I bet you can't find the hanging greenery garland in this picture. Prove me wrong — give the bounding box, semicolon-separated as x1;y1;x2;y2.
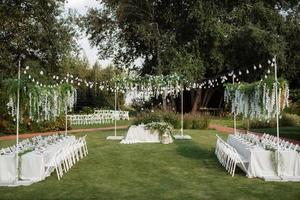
112;73;188;98
224;78;289;120
5;79;76;122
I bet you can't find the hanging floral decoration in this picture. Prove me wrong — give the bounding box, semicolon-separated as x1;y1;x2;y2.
112;73;188;98
224;78;289;120
5;79;76;122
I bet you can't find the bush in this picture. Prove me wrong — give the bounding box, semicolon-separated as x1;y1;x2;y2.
0;115;70;135
183;119;193;129
133;111;179;128
192;118;210;129
244;113;300;129
280;113;300;126
133;111;210;130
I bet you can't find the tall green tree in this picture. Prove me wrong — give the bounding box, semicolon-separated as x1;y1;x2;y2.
82;0;300;112
0;0;77;76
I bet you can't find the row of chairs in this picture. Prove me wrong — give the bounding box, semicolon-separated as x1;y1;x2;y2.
68;110;129;125
215;135;249;177
94;110;129;120
46;135;88;180
261;133;299;151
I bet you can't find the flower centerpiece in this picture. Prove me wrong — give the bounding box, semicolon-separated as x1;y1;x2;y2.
145;122;173;144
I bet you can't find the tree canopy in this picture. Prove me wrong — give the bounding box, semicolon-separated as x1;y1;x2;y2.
82;0;300;86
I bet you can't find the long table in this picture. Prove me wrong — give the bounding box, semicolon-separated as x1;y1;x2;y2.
20;136;76;181
227;134;300;179
0;154;16;184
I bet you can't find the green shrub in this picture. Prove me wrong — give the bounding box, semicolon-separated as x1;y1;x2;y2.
244;113;300;129
133;111;210;130
133;111;179;127
192;118;210;129
280;113;300;126
183;119;193;129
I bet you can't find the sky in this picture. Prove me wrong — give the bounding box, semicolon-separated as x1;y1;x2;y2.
65;0;113;67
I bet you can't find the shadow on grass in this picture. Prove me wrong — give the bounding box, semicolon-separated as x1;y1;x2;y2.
174;140;213;160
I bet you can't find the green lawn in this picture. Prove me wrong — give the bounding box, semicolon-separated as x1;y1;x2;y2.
251;126;300;141
0;129;299;200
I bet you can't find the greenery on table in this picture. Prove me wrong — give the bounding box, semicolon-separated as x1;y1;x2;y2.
145;122;173;137
0;130;299;200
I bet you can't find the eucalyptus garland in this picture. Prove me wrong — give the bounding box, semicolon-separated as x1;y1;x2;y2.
5;79;76;122
224;78;289;120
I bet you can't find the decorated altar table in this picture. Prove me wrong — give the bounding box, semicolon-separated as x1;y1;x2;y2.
120;124;173;144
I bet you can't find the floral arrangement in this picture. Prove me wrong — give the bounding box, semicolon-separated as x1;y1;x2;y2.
145;122;173;137
224;78;289;120
5;79;76;122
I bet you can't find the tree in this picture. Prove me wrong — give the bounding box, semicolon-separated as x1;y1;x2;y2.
0;0;77;76
82;0;300;112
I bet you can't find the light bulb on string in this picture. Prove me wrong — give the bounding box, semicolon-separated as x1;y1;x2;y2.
259;64;262;69
267;69;271;74
28;75;31;79
24;70;27;74
268;60;271;64
246;69;249;74
254;65;257;70
239;71;242;75
40;71;44;75
265;75;268;79
25;66;29;70
272;57;276;62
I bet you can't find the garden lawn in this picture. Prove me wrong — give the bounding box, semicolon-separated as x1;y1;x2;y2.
0;129;299;200
251;126;300;141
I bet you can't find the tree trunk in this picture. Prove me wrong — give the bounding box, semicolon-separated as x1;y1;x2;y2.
191;89;202;114
203;89;216;107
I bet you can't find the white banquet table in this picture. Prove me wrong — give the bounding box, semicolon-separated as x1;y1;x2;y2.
20;136;76;181
0;154;16;184
227;134;300;179
120;125;160;144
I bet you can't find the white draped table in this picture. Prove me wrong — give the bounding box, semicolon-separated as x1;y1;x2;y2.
121;125;160;144
20;136;76;181
227;134;300;180
0;154;16;184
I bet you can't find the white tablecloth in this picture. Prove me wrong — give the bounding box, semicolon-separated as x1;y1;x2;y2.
0;154;16;184
20;136;76;181
227;134;300;179
121;125;160;144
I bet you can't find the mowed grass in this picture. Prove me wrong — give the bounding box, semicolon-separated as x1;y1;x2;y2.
0;129;300;200
251;126;300;141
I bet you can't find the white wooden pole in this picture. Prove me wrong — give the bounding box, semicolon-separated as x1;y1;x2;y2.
114;83;117;137
181;85;184;136
65;106;68;136
232;75;236;134
15;59;21;182
274;55;280;175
